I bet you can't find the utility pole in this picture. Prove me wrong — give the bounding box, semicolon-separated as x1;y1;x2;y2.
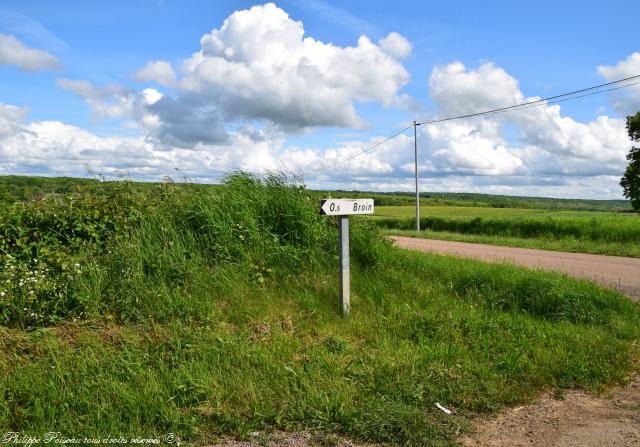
413;120;420;232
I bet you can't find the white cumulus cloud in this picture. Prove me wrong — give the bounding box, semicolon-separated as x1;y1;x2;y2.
429;61;522;116
167;3;410;129
134;60;176;87
0;103;28;137
379;32;412;59
62;3;413;150
65;3;413;149
56;79;137;119
0;101;287;180
597;52;640;115
0;33;59;71
427;61;632;178
422;121;525;176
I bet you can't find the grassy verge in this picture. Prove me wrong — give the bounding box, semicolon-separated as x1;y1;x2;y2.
1;174;639;446
385;229;640;258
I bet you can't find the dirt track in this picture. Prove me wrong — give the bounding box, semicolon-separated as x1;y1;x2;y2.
390;236;640;300
459;375;640;447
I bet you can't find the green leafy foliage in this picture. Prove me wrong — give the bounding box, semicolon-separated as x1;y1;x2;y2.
0;172;383;325
0;182;153;327
621;112;640;210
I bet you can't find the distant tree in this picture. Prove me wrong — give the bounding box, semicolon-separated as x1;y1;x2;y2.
621;112;640;210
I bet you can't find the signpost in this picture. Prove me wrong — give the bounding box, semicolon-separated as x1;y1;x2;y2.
320;198;374;316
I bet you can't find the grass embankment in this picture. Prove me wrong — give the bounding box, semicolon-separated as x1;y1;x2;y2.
374;206;640;258
1;175;639;445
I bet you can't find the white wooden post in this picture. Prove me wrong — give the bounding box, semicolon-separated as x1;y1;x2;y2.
339;216;350;317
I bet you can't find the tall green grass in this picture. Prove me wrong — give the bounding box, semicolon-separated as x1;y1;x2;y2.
80;172;343;323
1;173;639;445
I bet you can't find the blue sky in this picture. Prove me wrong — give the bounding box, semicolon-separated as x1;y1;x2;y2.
0;0;639;198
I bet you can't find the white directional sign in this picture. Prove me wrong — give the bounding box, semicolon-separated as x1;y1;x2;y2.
319;198;374;317
319;198;374;216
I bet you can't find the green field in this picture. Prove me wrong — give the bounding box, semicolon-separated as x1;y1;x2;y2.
372;205;622;219
1;175;632;212
373;205;640;257
317;190;632;212
1;175;639;445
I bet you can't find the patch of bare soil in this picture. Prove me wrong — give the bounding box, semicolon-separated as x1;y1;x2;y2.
206;379;640;447
460;375;640;447
209;431;375;447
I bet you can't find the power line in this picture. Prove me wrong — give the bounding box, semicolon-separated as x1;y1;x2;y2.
307;123;414;173
416;74;640;125
414;81;640;125
310;74;640;174
485;81;640;115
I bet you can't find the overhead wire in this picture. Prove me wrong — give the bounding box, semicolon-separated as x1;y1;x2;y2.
306;123;414;173
309;74;640;174
439;80;640;120
416;74;640;126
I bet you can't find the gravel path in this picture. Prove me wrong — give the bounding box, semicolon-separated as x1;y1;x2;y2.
459;375;640;447
390;236;640;300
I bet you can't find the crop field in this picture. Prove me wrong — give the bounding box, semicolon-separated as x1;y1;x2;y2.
311;189;632;212
0;176;639;445
372;205;623;219
373;205;640;257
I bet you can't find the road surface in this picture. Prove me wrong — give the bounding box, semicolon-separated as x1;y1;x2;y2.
390;236;640;301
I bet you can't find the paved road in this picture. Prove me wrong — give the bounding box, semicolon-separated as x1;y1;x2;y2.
390;236;640;301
